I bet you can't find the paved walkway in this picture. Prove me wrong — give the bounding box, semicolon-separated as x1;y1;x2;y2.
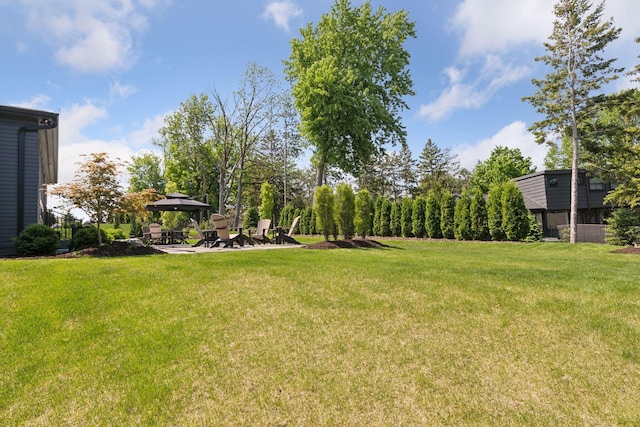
153;242;304;255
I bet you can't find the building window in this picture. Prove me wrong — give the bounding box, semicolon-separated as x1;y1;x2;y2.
589;178;605;191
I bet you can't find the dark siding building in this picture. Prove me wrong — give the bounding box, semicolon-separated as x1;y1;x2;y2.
514;169;612;238
0;106;59;256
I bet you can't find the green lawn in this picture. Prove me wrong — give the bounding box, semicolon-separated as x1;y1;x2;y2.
1;240;639;425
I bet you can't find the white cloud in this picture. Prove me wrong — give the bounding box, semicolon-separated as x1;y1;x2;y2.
418;55;529;122
262;1;302;33
450;0;555;57
127;112;170;147
109;81;137;101
453;121;547;171
14;94;51;110
19;0;156;72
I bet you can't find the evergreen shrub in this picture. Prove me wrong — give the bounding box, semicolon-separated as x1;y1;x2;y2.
13;223;60;256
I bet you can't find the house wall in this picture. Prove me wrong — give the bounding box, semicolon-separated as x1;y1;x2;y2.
542;171;590;210
514;172;548;209
0;115;42;256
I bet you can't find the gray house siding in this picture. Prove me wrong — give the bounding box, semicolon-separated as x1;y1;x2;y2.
514;170;613;239
0;106;58;256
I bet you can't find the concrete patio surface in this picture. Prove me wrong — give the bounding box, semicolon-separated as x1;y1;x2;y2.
153;243;305;254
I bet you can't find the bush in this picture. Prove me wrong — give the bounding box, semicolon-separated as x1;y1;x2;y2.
412;196;427;238
470;192;489;240
379;197;392;237
487;184;505;241
454;192;472;240
606;208;640;246
426;191;442;238
501;181;530;241
355;189;374;239
244;206;259;230
70;226;111;251
13;224;60;256
106;228;127;240
525;214;544;242
390;201;402;237
401;197;414;237
335;183;355;239
440;192;455;239
314;185;335;241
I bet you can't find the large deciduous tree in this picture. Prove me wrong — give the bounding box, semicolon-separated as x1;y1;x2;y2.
284;0;416;186
127;152;165;193
469;146;536;194
51;153;125;246
523;0;621;243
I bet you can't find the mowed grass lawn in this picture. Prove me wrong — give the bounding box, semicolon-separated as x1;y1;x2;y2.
1;240;639;426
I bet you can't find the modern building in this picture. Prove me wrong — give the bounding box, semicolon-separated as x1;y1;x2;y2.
0;105;59;256
514;169;613;240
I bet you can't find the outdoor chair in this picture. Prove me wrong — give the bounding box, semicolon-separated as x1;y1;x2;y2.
142;225;151;241
210;214;251;248
250;219;272;244
190;218;209;247
148;223;163;244
278;215;301;244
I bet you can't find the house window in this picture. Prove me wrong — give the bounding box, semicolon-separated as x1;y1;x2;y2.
589;178;605;191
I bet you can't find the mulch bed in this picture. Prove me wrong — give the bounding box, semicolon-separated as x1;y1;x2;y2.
304;239;389;250
611;246;640;254
55;241;166;258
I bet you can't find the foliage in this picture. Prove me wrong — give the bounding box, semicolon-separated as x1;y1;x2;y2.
243;206;259;230
417;139;460;193
454;192;472;241
501;181;530;241
440;191;455;239
411;196;427;238
300;207;316;235
469;146;536;194
284;0;416;185
119;188;162;224
525;214;544;243
390;201;402;237
314;185;335;241
69;226;111;251
259;182;276;221
487;183;505;241
127;152;165;193
523;0;621;243
470;192;490;241
401;197;414;237
378;197;392;237
354;189;374;239
335;183;356;239
13;224;59;256
51;152;125;246
425;191;442;238
605;208;640;246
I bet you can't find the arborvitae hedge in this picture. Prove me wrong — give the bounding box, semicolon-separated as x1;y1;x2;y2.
379;197;392;237
454;192;473;240
440;191;455;239
355;189;374;238
335;183;356;239
390;201;402;237
412;196;427;238
501;181;530;241
487;183;505;241
373;197;384;236
426;191;442;238
314;185;335;241
401;197;414;237
470;192;489;240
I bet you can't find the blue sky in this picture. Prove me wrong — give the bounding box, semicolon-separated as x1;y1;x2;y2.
2;0;639;187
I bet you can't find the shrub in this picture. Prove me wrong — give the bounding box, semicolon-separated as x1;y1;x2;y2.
501;181;530;241
454;192;472;240
259;182;275;221
390;201;402;237
440;191;455;239
525;214;544;242
335;183;356;239
355;189;374;239
244;206;259;229
412;196;427;238
70;226;111;251
605;208;640;246
379;197;392;237
314;185;335;241
470;192;489;240
426;191;442;238
401;197;413;237
487;183;505;241
106;228;127;240
13;224;59;256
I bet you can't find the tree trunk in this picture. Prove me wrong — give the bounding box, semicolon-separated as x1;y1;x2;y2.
233;166;244;229
315;159;325;188
570;111;579;244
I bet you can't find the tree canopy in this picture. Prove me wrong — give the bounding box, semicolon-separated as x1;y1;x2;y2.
469;146;536;194
523;0;621;243
284;0;416;186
